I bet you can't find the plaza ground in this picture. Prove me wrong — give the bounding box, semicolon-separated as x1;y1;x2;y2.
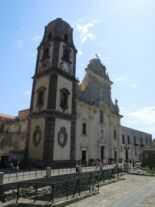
67;174;155;207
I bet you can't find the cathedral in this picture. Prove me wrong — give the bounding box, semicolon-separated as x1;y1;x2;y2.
0;18;152;167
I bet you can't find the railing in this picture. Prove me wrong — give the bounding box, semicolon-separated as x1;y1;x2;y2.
2;166;109;184
128;166;155;176
0;167;123;205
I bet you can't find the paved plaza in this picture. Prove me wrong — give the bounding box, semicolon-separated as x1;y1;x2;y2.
67;174;155;207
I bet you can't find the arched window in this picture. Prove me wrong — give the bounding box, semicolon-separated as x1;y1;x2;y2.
82;123;87;135
114;129;117;139
64;33;68;43
99;110;103;123
37;87;46;109
122;135;125;144
43;47;49;59
33;126;42;146
48;32;52;41
63;48;70;62
60;88;70;111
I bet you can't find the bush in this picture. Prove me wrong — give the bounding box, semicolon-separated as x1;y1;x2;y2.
141;149;155;170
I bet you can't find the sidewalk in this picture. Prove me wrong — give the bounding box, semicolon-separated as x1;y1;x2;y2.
67;174;155;207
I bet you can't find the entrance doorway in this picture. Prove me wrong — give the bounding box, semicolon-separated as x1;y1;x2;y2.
100;146;104;161
81;150;86;164
0;156;9;168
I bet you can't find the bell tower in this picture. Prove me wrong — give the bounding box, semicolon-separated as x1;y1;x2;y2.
26;18;77;166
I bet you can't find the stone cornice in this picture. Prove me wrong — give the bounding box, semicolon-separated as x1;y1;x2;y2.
29;110;76;121
33;67;78;82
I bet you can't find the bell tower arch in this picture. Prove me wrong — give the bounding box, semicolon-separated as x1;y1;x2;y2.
26;18;77;166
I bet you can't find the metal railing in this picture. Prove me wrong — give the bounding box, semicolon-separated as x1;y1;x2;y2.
0;167;123;205
2;166;106;184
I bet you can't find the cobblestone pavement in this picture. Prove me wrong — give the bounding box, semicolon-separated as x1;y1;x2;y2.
67;175;155;207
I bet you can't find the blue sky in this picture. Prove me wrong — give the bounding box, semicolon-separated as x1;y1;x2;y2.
0;0;155;137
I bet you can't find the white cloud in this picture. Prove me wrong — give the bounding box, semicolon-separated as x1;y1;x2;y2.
80;63;85;68
128;104;137;110
105;56;111;60
32;35;42;41
121;105;155;137
81;33;95;43
78;49;83;56
119;105;126;113
75;19;98;43
129;83;138;88
114;76;127;83
126;106;155;125
120;104;137;114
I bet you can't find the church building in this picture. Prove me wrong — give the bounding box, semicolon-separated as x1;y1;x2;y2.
25;18;152;166
0;18;152;167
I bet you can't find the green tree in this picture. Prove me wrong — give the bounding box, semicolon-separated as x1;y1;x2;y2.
141;149;155;170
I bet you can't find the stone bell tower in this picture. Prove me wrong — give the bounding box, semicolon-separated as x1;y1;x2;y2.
26;18;77;166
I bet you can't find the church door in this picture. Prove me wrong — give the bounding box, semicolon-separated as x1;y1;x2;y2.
81;150;86;164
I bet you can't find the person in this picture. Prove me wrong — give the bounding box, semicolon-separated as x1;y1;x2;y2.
10;161;13;169
16;165;19;170
75;161;79;172
16;160;20;170
103;159;107;167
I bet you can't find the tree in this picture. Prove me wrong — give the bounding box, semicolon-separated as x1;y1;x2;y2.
141;149;155;170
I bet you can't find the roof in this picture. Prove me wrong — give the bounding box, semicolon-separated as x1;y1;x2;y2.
47;18;71;28
0;113;16;120
77;58;121;117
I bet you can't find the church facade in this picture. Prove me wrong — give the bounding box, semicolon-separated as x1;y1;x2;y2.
25;18;152;166
0;18;152;167
76;58;122;164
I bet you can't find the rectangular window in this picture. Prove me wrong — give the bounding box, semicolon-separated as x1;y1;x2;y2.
134;136;136;145
82;123;86;135
114;129;117;139
135;146;137;156
60;88;69;110
122;135;125;144
146;138;148;146
127;135;130;144
99;110;103;123
141;137;143;145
